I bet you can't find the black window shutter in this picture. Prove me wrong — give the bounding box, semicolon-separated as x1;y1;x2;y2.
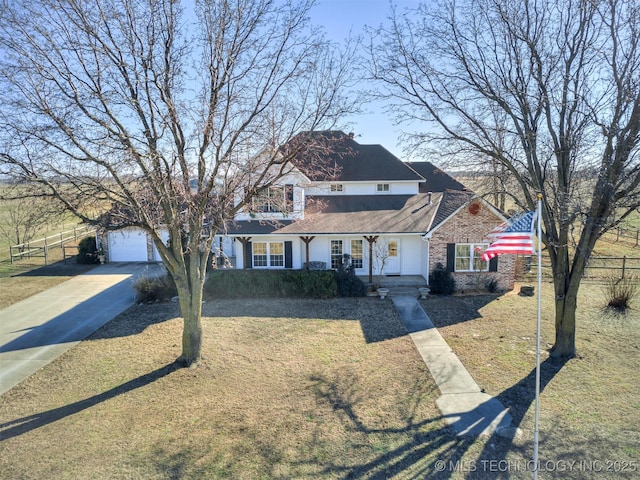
446;243;456;272
284;241;293;268
285;184;294;212
245;241;252;269
489;256;498;272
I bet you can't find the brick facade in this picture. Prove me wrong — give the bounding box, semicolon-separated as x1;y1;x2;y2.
429;200;517;291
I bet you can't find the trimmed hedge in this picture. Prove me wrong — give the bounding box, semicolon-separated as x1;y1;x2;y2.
204;269;338;299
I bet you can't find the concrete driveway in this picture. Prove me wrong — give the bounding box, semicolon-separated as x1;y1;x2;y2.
0;263;164;396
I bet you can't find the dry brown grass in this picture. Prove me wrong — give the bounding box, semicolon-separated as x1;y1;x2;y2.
4;289;637;479
0;261;95;309
421;282;640;479
1;235;639;478
1;298;480;480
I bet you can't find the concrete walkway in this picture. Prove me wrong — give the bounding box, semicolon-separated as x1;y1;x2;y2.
0;263;162;396
391;294;513;437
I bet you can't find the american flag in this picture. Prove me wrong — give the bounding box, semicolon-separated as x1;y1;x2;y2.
481;211;536;262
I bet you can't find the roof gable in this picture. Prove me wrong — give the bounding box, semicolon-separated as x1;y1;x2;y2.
285;131;423;183
425;191;507;238
406;161;468;193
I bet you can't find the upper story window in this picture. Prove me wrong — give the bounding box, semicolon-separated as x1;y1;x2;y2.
455;243;489;272
253;186;284;213
330;184;344;192
376;183;390;193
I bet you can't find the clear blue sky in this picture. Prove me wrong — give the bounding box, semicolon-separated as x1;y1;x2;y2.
309;0;421;159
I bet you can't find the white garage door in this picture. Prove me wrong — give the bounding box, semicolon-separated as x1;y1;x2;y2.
108;229;149;262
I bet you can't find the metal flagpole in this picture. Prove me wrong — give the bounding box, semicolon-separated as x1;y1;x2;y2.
533;194;543;479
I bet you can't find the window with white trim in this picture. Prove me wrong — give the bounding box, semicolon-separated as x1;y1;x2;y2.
253;187;284;212
455;243;489;272
269;242;284;267
330;184;343;192
351;239;363;269
376;183;390;192
253;242;268;267
253;242;284;268
330;240;343;269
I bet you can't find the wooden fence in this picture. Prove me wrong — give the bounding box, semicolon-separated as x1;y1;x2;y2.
602;225;640;247
10;225;96;265
527;255;640;281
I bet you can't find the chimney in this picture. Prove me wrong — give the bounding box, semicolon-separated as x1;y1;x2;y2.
427;191;432;204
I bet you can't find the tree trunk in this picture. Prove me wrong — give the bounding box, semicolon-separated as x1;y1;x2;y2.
179;291;203;366
550;237;590;359
173;266;206;367
553;288;577;358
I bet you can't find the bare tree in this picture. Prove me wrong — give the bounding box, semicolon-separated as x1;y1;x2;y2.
0;0;358;366
0;185;66;247
369;0;640;358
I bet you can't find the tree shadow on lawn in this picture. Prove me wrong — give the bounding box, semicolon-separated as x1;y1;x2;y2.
308;371;469;479
421;294;501;327
304;357;571;479
0;361;181;442
85;303;181;341
204;297;408;343
0;299;179;355
465;356;570;479
13;259;97;277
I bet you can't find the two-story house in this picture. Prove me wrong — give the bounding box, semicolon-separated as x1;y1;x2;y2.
104;131;518;291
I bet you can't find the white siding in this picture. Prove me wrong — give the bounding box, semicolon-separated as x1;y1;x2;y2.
305;182;419;196
302;234;425;276
399;236;428;276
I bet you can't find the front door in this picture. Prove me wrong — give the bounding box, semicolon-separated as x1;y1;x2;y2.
385;239;400;275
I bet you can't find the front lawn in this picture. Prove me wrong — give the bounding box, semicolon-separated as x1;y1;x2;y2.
1;288;638;479
421;282;640;479
0;298;465;479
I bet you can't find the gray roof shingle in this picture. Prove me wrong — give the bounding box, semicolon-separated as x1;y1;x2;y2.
225;190;474;236
275;194;439;234
224;134;476;237
405;161;468;193
287;131;424;183
430;190;476;229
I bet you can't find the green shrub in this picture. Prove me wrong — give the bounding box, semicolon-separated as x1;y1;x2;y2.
334;261;367;297
429;262;455;295
204;269;338;299
604;276;638;313
77;236;99;264
133;274;177;303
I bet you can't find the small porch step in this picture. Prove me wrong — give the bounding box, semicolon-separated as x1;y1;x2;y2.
386;286;421;297
359;275;427;288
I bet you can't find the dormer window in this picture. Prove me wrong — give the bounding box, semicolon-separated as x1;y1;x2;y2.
330;184;343;192
253;186;284;213
376;183;390;193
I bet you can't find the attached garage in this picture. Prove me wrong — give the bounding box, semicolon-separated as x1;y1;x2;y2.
108;229;149;262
